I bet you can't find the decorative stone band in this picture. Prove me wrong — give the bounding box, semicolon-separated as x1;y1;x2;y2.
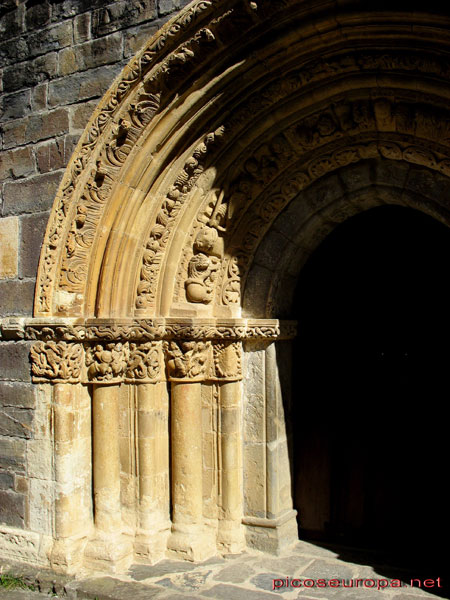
12;318;297;384
1;317;297;342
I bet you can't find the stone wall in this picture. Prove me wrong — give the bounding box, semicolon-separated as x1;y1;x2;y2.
0;0;189;535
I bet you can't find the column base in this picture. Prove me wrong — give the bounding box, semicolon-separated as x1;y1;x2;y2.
217;520;246;554
50;536;88;574
134;524;170;563
167;525;216;562
84;533;133;573
243;509;298;555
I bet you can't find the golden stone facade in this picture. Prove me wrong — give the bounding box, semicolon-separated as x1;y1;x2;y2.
1;0;450;574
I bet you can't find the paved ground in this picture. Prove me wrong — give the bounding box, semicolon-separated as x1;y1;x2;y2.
1;540;448;600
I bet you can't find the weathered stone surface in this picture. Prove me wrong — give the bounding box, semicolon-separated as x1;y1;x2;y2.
0;470;14;489
25;2;51;32
215;562;257;583
74;12;91;44
0;90;32;122
0;281;35;316
203;583;280;599
73;578;163;600
2;108;69;148
48;64;124;107
0;490;25;527
0;382;36;409
0;5;23;41
0;217;18;280
19;212;51;278
0;148;35;180
2;171;63;215
0;342;32;381
0;438;26;472
128;560;196;580
58;33;123;77
91;0;156;37
2;53;57;94
0;407;33;439
123;21;161;58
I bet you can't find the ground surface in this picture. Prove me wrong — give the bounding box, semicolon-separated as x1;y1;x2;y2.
0;541;447;600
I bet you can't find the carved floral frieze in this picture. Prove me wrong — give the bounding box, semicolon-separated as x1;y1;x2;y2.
21;319;296;383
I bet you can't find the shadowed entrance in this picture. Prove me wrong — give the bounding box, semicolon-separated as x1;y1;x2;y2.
293;205;449;570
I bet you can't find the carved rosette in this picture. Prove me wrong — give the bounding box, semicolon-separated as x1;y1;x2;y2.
85;342;129;384
125;342;163;383
166;340;212;382
30;341;83;383
212;341;242;381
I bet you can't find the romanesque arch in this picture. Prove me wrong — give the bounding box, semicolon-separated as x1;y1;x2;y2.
21;0;450;573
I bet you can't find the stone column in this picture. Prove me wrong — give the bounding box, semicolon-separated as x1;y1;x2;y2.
214;342;245;553
84;342;133;572
166;340;216;561
30;341;92;574
242;339;298;554
126;342;170;562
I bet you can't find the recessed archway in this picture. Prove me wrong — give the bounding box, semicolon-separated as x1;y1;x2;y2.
292;204;450;569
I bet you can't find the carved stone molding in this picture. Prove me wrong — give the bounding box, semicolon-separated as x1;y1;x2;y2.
2;318;297;343
30;341;83;383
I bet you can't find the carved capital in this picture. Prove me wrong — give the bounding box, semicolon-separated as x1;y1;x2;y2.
166;340;212;382
212;341;242;381
30;341;83;383
85;342;128;384
125;341;163;383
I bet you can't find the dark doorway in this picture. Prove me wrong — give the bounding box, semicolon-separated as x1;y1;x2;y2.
293;204;449;571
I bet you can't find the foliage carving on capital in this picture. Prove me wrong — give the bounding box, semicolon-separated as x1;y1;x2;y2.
30;341;83;383
125;342;163;383
86;342;128;383
166;340;212;381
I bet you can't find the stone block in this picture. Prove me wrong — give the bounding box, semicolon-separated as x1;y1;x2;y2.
50;0;110;21
123;21;161;58
0;37;29;65
92;0;156;37
69;100;97;130
0;216;18;280
19;211;50;278
31;84;47;112
0;437;26;472
0;90;32;122
0;470;14;489
2;170;63;215
0;147;35;180
58;32;123;77
48;63;124;107
35;138;67;174
2;108;69;149
0;5;24;41
27;21;72;58
0;342;32;381
28;478;53;535
0;381;36;409
158;0;191;17
2;52;58;94
0;407;33;439
0;280;35;317
74;12;91;44
0;490;25;528
25;1;51;32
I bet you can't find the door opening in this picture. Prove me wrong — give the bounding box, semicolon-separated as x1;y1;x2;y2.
293;204;449;569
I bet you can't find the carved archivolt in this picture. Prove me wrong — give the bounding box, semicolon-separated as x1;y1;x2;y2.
33;0;450;320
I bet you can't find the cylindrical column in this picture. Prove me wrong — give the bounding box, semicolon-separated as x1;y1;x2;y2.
168;380;215;559
135;382;170;561
92;383;122;533
51;382;92;573
218;380;245;552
